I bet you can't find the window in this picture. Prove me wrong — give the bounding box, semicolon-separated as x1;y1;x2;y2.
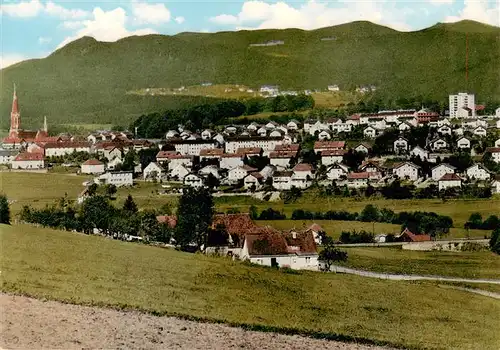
305;257;311;263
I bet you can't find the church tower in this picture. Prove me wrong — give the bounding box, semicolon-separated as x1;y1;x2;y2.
9;84;20;137
43;116;48;132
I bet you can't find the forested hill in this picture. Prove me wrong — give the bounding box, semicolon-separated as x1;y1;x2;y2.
1;20;499;127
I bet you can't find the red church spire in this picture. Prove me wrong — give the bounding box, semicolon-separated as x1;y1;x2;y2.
10;84;20;134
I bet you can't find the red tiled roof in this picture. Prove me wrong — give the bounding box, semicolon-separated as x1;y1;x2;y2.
485;147;500;153
82;159;103;166
156;215;178;228
269;151;297;158
347;172;370;179
399;228;431;242
14;152;44;161
221;153;243;158
274;144;299;152
308;223;323;232
314;141;345;150
199;148;224;156
320;149;345;157
293;163;313;172
439;173;461;181
237;147;262;155
156;151;180;159
273;171;293;177
248;171;263;179
43;141;90;149
241;164;257;172
246;229;318;256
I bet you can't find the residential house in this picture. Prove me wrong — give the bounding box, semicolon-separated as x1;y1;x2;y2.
199;165;221;179
472;126;487;137
466;164;491;181
437;118;451;127
199;148;224;161
269;130;284;138
238;147;263;158
291;163;314;189
44;141;91;157
318;130;332;140
359;161;382;174
272;171;293;190
353;143;370;154
430;138;448;151
220;153;244;170
256;126;267;137
170;163;190;180
201;129;214;140
363;126;377;138
398;122;412;132
326;163;349;180
431;163;456;181
81;159;105;175
11;152;44;169
453;127;464;136
269;151;295;169
225;136;283;154
347;172;370;188
410;146;428;160
320;149;345;166
259;165;276;180
286;120;300;130
456;137;471;149
165;130;179;139
494;138;500;148
213;133;225;145
393;162;420;181
393;137;409;154
244;172;263;190
492;175;500;194
183;173;204;188
437;125;452;135
228;165;257;184
485;147;500;163
143;162;164;181
156;150;179;164
438;173;462;191
96;171;133;187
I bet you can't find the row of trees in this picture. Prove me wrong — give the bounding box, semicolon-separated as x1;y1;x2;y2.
131;95;314;138
251;204;453;238
464;213;500;231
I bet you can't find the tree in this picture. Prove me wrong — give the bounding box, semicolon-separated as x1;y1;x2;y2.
122;194;138;213
249;205;258;220
359;204;380;222
0;194;11;224
105;184;117;198
318;242;348;271
464;213;482;229
490;228;500;255
174;187;214;251
87;183;98;197
79;195;116;234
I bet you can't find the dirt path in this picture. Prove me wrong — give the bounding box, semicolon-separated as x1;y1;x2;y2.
0;293;388;350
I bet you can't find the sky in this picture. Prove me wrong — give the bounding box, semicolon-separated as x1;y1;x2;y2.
0;0;499;69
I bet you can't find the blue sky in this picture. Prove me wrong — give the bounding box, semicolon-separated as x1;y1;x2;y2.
1;0;498;68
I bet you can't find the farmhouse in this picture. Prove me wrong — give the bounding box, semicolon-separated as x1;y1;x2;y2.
431;163;456;181
438;173;462;191
347;172;370;188
466;164;491;181
393;162;420;181
11;152;44;169
81;159;105;174
240;230;319;270
397;228;431;242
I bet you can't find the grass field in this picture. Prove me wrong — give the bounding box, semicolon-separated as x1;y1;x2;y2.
338;247;500;280
257;219;487;239
1;224;499;349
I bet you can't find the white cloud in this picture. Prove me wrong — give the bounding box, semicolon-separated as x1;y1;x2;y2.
57;7;157;49
45;1;89;19
60;20;85;30
444;0;499;26
0;54;27;69
428;0;454;4
174;16;185;24
131;1;171;25
210;0;414;32
0;0;43;18
38;36;52;44
0;0;89;19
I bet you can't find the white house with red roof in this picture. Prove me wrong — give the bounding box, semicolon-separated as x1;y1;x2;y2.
244;172;264;190
81;159;105;174
220;153;244;170
326;163;349;180
432;163;456;181
291;163;314;189
228;165;257;183
438;173;462;191
320;149;345;166
393;162;420;181
313;141;345;153
44;141;91;157
347;172;370;188
199;148;223;161
269;151;295;169
272;171;293;190
11;152;44;169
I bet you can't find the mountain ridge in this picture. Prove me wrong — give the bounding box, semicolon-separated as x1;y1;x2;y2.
1;20;499;128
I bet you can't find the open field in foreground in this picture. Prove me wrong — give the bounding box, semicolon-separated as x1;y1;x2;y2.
257;220;487;240
339;247;500;280
1;224;499;349
0;293;386;350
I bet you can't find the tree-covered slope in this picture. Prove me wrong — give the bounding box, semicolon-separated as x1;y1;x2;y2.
1;20;499;127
